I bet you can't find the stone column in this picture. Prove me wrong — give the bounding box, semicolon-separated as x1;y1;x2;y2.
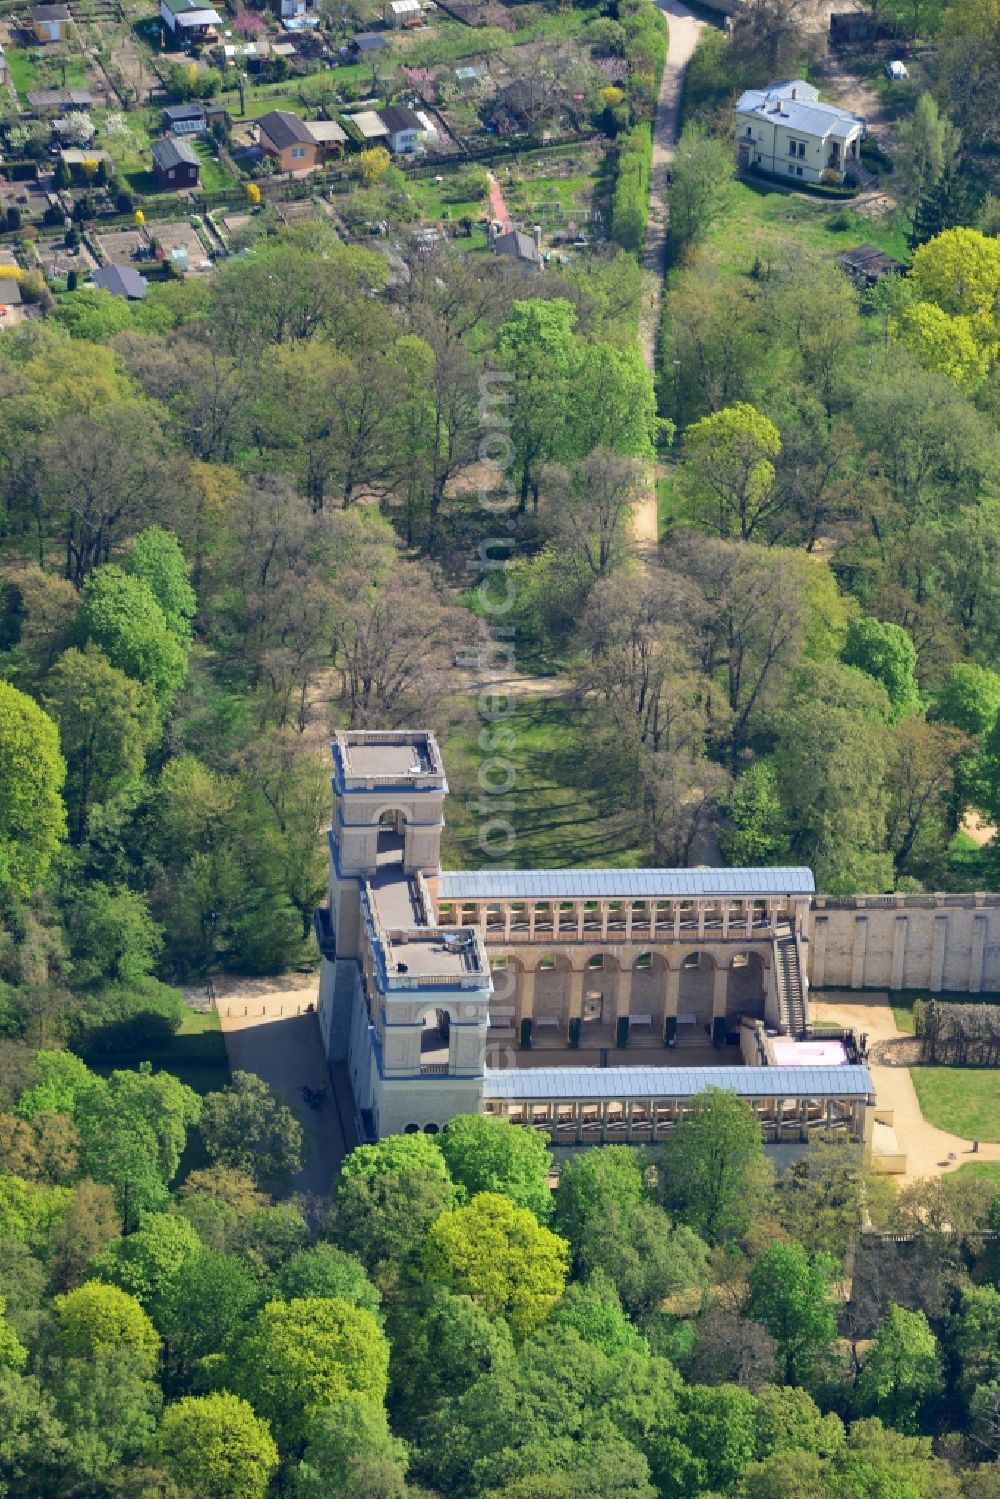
665;965;680;1018
697;901;706;940
576;903;585;940
600;902;609;941
722;902;730;940
552;903;560;939
851;915;867;990
528;904;537;941
517;965;535;1023
649;901;658;939
890;915;907;992
970;913;987;994
616;966;632;1024
625;903;634;942
712;962;728;1021
745;901;754;939
673;903;681;941
931;914;948;993
503;904;512;940
567;967;585;1022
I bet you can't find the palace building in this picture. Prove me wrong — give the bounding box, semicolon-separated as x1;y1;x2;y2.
314;729;999;1151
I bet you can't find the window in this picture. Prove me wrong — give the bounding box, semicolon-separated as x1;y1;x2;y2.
683;952;701;970
788;164;795;173
796;165;803;176
583;994;603;1022
788;138;797;155
798;142;805;158
291;146;306;159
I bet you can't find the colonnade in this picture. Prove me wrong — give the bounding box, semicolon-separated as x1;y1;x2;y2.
483;1091;867;1144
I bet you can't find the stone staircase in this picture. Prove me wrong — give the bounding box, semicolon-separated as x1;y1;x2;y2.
774;934;807;1037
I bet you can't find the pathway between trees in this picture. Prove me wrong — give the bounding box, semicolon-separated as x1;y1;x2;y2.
634;0;706;552
210;973;353;1197
812;991;1000;1182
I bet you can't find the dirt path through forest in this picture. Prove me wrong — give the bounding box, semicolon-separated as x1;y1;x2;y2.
634;0;706;553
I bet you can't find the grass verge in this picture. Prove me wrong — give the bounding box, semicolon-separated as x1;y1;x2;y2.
910;1066;1000;1144
440;693;648;871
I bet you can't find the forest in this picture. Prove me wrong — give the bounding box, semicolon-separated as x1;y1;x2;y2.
1;1071;1000;1498
2;0;1000;1490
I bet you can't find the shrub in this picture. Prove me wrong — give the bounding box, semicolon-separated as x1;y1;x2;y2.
610;123;651;255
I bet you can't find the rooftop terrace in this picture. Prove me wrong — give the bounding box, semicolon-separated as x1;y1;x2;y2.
333;729;446;789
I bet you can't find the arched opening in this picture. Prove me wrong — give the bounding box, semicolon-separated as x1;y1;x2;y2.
727;951;765;1020
488;954;520;1041
581;952;618;1047
423;1122;439;1134
677;951;715;1041
630;951;669;1049
373;806;407;869
404;1122;419;1134
533;954;571;1048
420;1007;450;1069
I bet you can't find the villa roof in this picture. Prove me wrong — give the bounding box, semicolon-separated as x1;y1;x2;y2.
378;104;422;133
484;1064;875;1101
437;867;816;901
736;79;863;138
92;264;148;300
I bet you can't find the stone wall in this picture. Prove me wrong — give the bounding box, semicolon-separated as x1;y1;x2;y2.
808;894;1000;993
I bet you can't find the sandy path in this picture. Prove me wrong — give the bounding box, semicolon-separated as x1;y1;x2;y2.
487;171;511;231
634;0;706;554
812;990;1000;1182
210;973;351;1196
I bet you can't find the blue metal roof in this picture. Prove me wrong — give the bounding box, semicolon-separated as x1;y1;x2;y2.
438;868;815;901
483;1065;873;1102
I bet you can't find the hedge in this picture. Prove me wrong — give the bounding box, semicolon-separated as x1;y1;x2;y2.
610;122;652;255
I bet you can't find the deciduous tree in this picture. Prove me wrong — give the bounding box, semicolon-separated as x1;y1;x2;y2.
157;1393;279;1499
0;682;66;897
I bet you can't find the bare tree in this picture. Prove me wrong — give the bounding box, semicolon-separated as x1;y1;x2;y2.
546;449;644;581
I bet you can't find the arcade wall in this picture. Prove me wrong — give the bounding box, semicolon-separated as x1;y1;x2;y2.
808;895;1000;994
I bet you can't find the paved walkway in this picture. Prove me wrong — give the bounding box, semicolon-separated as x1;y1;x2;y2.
812;990;1000;1182
487;171;511;232
213;974;351;1197
633;0;706;553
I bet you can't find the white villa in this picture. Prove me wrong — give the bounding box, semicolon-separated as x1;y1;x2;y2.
734;79;864;185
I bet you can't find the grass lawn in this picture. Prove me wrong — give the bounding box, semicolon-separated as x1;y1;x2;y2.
7;49;40;95
90;1006;230;1096
440;693;649;870
191;136;237;191
911;1066;1000;1143
950;1160;1000;1187
702;178;910;275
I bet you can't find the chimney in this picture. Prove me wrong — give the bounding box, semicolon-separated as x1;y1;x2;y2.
791;85;797;99
532;224;541;248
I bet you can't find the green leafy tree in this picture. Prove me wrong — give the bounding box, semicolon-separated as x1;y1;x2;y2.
552;1146;645;1263
680;402;781;541
842;618;920;722
776;1136;892;1263
50;1343;162;1490
157;1393;278;1499
90;1211;201;1323
43;644;158;841
855;1303;942;1432
422;1192;569;1342
950;1285;1000;1400
161;1248;264;1370
200;1071;304;1186
62;881;162;989
668;123;735;250
0;1174;72;1256
294;1394;409;1499
15;1051;94;1120
747;1241;839;1385
497;299;577;510
227;1297;390;1448
126;528;197;642
832;1417;961;1498
388;1289;515;1426
720;761;791;866
659;1088;773;1244
0;1367;71;1495
674;1382;758;1494
0;682;66;898
440;1115;554;1220
53;1280;160;1375
332;1134;458;1272
78;566;188;704
549;1273;649;1357
277;1243;381;1317
575;1198;709;1317
753;1382;845;1461
773;662;894;892
0;1298;26;1372
934;662;1000;736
